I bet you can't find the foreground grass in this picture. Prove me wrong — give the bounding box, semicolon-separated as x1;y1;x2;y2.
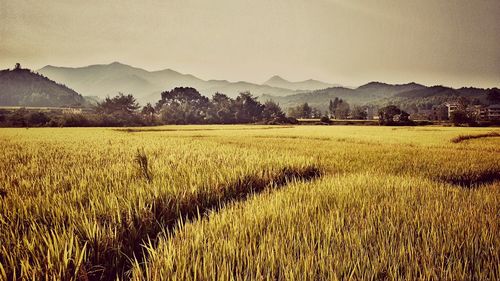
134;174;499;280
0;127;317;280
0;125;499;280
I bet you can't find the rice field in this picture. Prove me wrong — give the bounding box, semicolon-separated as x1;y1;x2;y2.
0;125;499;280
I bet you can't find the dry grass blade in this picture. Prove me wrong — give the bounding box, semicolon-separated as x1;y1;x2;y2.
451;131;500;143
134;148;152;183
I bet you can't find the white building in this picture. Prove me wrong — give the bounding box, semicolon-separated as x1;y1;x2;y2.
445;103;460;118
488;104;500;120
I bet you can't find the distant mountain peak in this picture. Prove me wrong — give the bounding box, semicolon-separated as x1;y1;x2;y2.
263;75;335;91
265;75;289;83
358;81;426;90
40;62;132;71
106;61;135;69
358;81;389;89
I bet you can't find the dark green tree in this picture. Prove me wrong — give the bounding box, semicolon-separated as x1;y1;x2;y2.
486;88;500;104
288;103;314;119
156;87;209;124
351;106;367;120
320;116;331;124
262;100;286;123
378;105;401;125
97;93;140;115
233;92;264;123
141;103;156;124
450;110;471;126
8;108;29;127
329;97;340;117
207;93;236;123
96;93;141;126
302;103;312;118
399;110;410;122
334;100;350;119
28;112;50;126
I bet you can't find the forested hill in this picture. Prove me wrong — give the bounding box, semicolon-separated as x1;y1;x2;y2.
0;67;87;107
261;82;500;111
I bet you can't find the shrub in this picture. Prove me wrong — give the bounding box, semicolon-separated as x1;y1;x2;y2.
28;112;50;126
286;117;299;124
320;116;331;124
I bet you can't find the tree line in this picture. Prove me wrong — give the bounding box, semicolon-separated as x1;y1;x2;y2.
4;85;488;127
0;87;417;127
0;87;298;127
151;88;292;124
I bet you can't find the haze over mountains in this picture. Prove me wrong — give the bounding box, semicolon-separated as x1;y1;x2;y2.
263;75;338;91
38;62;327;104
0;62;497;110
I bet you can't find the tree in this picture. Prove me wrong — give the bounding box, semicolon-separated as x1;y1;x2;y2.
329;97;350;119
141;103;156;124
378;105;401;125
96;93;141;126
486;88;500;104
399;111;410;122
14;63;21;70
301;103;312;118
207;93;236;123
311;107;321;118
0;110;6;124
97;93;140;115
233;92;264;123
351;106;367;120
8;108;28;127
156;87;209;124
287;106;302;119
433;104;449;121
288;103;314;119
334;100;350;119
62;113;90;127
450;110;470;126
329;98;340;117
454;96;470;110
262;100;286;123
28;112;50;126
320;116;331;124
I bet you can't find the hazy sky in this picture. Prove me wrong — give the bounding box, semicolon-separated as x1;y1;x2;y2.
1;0;499;88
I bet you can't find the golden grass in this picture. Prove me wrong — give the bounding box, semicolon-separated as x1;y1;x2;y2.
134;174;499;280
0;125;499;280
450;131;500;143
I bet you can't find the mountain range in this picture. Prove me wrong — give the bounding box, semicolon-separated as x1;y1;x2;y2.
38;62;334;104
263;82;496;112
1;62;497;111
263;75;337;91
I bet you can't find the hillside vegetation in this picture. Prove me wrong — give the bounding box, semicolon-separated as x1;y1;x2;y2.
263;82;499;111
0;67;87;107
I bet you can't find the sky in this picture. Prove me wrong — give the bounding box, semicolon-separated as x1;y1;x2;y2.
1;0;499;88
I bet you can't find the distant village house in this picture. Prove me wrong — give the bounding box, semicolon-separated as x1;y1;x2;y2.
410;103;500;121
